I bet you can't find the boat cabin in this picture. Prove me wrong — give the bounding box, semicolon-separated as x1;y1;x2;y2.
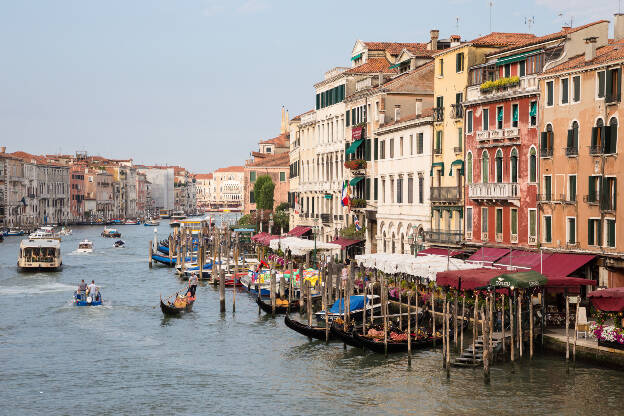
18;239;62;271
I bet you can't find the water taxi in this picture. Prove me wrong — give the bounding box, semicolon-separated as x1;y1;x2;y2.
171;211;187;220
18;239;62;271
113;240;125;248
29;226;61;240
159;209;171;219
101;227;121;238
77;240;94;253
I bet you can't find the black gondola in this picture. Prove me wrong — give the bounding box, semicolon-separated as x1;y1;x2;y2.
353;331;441;354
284;315;335;341
256;297;299;314
330;322;364;348
160;294;195;316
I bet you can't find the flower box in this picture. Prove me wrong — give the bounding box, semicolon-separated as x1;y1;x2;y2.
344;159;367;170
598;339;624;350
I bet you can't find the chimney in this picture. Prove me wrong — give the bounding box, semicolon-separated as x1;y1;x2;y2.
615;14;624;41
429;29;439;51
415;101;422;116
562;25;571;32
0;146;5;154
585;37;597;62
394;105;401;121
450;35;461;47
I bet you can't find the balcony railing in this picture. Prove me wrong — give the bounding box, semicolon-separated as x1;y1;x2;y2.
430;186;461;202
453;146;463;153
540;148;553;158
320;213;332;224
511;234;518;243
590;146;603;155
433;148;442;155
425;230;463;244
450;104;463;119
565;147;578;156
583;194;599;204
537;194;553;202
468;182;519;200
433;107;444;122
601;198;616;212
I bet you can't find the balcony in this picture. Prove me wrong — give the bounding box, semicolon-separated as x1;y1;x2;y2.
565;146;578;156
433;148;442;155
320;213;332;224
425;230;463;244
590;146;603;155
489;129;504;139
468;183;519;203
583;194;599;205
433;107;444;122
465;74;539;103
450;104;463;119
430;186;461;203
454;146;463;154
540;148;553;158
350;198;367;210
344;159;367;171
476;130;490;141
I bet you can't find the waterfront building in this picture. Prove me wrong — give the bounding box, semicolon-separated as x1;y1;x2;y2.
136;172;150;217
538;18;624;286
69;164;86;221
430;32;536;248
0;148;30;227
195;173;215;212
463;21;607;250
244;144;290;215
136;166;175;212
213;166;244;211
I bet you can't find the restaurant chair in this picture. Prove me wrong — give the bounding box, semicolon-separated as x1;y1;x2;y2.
577;307;588;339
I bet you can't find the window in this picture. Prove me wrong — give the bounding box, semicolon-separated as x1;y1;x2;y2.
572;75;581;103
380;140;385;159
597;70;606;99
316;94;320;110
481;150;489;183
511;208;518;237
482;207;488;233
346;111;350;127
529;101;537;126
417;133;423;154
280;172;286;182
365;178;371;200
466;152;473;184
467;110;473;133
495;149;503;183
568;175;576;201
601;177;617;211
519;61;526;77
250;171;256;182
496;208;503;236
408;177;414;203
456;53;464;72
435;131;442;153
374;178;378;200
529;208;537;243
439;58;444;76
466;207;473;236
544;175;552;201
588;218;601;246
389;138;395;158
546;81;554;106
541;124;554;156
399;137;404;157
510;148;518;183
381;179;385;203
418;174;424;203
410;135;413;155
561;78;569;104
604;117;618;154
249;191;255;204
606;219;616;248
482;108;489;131
567;217;576;244
397;177;403;204
606;67;621;103
504;64;511;78
457;127;463;152
544;215;552;243
496;106;503;129
592;119;605;153
588;175;601;203
567;121;579;156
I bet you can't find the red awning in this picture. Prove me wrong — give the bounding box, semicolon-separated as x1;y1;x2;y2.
531;253;596;278
257;234;280;246
331;237;364;249
418;248;463;257
588;288;624;312
251;232;267;242
494;250;551;269
546;276;597;288
287;226;312;237
436;268;504;290
466;247;510;264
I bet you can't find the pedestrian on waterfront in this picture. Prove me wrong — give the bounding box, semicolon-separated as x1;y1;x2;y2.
188;272;198;297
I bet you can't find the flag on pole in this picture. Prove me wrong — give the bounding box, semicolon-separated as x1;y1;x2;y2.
354;215;362;231
341;180;350;207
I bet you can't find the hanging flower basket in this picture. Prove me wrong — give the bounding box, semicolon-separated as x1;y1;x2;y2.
344;159;367;170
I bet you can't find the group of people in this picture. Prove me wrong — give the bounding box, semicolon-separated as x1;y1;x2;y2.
77;279;100;301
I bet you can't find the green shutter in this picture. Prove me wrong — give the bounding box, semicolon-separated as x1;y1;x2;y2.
250;171;256;182
280;171;286;182
591;127;598;147
374;138;378;160
540;132;548;150
598;71;606;98
588;219;594;246
250;191;255;204
346;111;350;127
610;123;618;153
365;178;371;200
545;176;551;200
608;219;616;247
365;139;371;161
316;94;320;110
570;175;576;201
604;126;611;152
567;129;573;148
374;178;378;200
606;69;613;102
511;209;517;234
588;176;596;201
529;102;537;117
545;217;552;242
617;68;622;102
496;209;502;234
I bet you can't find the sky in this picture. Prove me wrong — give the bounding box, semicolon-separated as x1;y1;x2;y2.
0;0;619;172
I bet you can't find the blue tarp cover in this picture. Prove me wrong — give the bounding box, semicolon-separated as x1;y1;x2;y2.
329;295;366;314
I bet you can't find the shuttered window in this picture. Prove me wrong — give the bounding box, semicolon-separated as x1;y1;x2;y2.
511;208;518;236
496;208;503;234
568;217;576;244
365;178;371;200
250;191;255;204
606;219;616;247
417;133;424;154
544;216;552;243
374;178;378;200
408;177;414;203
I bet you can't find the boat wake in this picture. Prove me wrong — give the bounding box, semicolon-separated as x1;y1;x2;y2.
0;282;76;296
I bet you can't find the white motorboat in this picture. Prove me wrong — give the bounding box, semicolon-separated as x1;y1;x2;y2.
77;240;94;253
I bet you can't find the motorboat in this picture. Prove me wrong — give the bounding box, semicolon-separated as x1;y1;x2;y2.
5;229;25;236
18;239;62;271
101;227;121;238
77;240;94;253
171;211;187;220
59;227;72;236
29;226;60;240
113;240;125;248
125;219;140;225
144;219;160;226
74;290;102;306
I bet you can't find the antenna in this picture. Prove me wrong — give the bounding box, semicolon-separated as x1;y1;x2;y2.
456;17;460;35
524;16;535;33
489;1;494;32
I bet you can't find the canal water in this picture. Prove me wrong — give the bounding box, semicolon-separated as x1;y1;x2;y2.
1;219;622;415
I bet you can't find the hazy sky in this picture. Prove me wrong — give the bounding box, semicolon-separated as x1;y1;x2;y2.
0;0;617;172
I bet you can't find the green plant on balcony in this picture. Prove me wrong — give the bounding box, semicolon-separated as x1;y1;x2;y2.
350;198;367;208
480;76;520;92
344;159;367;170
340;223;366;239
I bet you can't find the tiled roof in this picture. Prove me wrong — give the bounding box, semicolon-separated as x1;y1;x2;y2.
214;165;245;173
246;152;289;168
291;109;314;122
489;20;609;56
195;173;214;180
470;32;536;48
545;39;624;74
9;151;52;165
364;42;429;55
346;58;397;74
379;60;434;92
259;133;289;146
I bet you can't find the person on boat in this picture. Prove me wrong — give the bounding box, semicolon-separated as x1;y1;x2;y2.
78;280;87;293
187;273;198;297
87;280;97;299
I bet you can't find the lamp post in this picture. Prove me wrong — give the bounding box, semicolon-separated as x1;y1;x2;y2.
269;213;274;236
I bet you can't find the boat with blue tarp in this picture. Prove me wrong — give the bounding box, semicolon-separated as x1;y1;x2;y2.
74;290;103;306
315;295;381;323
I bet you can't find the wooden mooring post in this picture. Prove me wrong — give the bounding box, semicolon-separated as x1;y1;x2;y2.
148;241;153;268
270;269;276;317
407;291;412;367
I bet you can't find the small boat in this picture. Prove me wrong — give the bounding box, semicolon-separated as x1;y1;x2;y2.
224;272;246;287
59;227;72;236
74;290;103;306
353;331;440;354
113;240;125;248
315;295;381;323
125;219;140;225
171;211;187;220
330;321;365;348
18;238;62;271
29;226;60;240
144;219;160;226
256;296;299;314
160;292;195;316
77;240;94;253
6;229;25;236
284;315;335;341
101;227;121;238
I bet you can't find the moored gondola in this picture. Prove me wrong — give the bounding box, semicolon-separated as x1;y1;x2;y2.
256;297;299;314
160;292;195;316
284;315;335;341
353;331;440;354
330;321;364;348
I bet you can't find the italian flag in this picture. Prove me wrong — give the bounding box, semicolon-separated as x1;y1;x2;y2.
341;180;350;207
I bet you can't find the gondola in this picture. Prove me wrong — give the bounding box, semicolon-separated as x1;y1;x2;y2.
330;321;365;348
256;297;299;314
284;315;335;341
160;293;195;316
353;331;440;354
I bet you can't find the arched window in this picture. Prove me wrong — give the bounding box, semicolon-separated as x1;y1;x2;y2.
510;148;518;183
529;147;537;182
606;117;618;154
481;150;489;183
567;121;579;156
495;149;503;183
592;118;605;154
466;152;473;184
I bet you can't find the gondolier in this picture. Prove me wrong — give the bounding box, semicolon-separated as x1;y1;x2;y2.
187;272;198;297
